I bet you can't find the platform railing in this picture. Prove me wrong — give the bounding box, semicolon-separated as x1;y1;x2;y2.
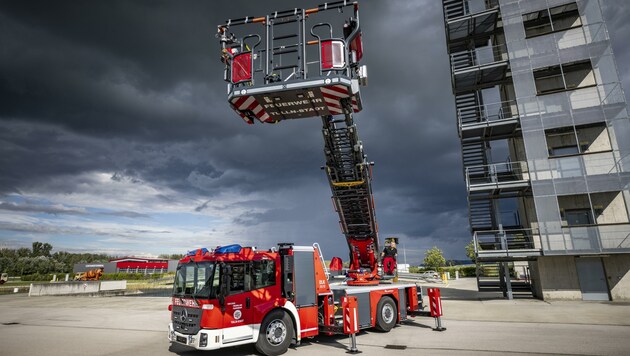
451;42;508;72
473;228;541;257
465;160;529;190
539;224;630;254
457;99;519;128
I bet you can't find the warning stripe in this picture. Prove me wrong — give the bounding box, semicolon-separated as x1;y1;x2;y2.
231;96;272;124
321;85;361;115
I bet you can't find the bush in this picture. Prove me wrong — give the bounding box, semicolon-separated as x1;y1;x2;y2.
459;266;476;277
21;273;58;281
100;272;146;280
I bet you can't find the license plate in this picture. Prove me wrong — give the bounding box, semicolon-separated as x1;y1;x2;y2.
176;335;187;344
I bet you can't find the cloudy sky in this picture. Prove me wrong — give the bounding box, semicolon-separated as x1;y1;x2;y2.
0;1;628;263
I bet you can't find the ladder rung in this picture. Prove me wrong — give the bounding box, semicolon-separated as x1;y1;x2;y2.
273;34;298;40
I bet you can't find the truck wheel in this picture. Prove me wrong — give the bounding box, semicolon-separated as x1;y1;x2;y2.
375;296;397;332
255;309;294;356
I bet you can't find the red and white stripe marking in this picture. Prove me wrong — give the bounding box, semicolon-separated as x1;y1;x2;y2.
230;96;273;123
320;85;359;115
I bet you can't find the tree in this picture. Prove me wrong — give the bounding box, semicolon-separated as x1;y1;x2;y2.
465;240;478;264
423;247;446;269
32;242;53;257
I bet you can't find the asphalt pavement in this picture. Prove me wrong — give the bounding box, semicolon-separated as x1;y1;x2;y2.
1;278;629;355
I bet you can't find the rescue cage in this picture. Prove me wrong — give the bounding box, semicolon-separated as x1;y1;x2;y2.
218;1;367;124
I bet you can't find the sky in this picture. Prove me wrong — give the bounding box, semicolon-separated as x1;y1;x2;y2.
0;1;629;264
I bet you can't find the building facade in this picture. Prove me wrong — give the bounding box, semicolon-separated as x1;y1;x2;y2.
442;0;630;300
74;257;178;274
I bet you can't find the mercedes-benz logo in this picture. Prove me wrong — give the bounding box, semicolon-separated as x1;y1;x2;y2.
181;309;188;322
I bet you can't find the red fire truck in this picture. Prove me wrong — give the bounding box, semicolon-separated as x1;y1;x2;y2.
168;243;422;355
168;2;433;354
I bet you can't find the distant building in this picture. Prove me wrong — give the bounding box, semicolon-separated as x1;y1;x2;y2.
74;257;178;274
442;0;630;300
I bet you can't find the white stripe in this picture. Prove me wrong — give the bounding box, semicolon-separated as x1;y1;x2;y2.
324;97;341;105
252;105;263;115
301;327;318;333
352;105;359;111
321;87;348;98
328;107;342;114
238;96;255;110
259;113;270;122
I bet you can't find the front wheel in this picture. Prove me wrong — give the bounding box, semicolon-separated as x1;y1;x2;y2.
375;296;397;332
255;309;294;356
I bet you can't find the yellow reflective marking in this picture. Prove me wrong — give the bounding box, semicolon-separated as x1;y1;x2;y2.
331;180;364;187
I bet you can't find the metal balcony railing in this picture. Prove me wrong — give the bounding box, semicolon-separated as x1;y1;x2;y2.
473;229;542;258
457;99;519;128
465;161;530;191
450;42;508;72
444;0;499;21
540;224;630;254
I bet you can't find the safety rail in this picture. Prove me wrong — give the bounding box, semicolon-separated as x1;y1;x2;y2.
443;0;499;21
540;224;630;254
450;42;508;72
218;1;363;89
457;100;519;136
313;242;330;280
473;229;542;258
465;161;529;191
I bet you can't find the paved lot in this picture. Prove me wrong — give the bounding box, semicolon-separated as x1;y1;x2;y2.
1;279;629;355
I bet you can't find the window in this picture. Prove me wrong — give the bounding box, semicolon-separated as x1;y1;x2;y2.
558;192;630;226
565;209;594;226
534;60;595;95
229;263;247;294
545;122;611;157
252;260;276;289
523;2;582;38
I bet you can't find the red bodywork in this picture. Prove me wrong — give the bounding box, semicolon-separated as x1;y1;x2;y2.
168;244;424;352
173;247;284;331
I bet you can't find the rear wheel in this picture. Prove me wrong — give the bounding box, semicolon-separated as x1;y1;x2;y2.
375;296;397;332
255;309;294;356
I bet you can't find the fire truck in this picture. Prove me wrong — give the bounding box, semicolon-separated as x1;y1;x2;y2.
168;2;430;355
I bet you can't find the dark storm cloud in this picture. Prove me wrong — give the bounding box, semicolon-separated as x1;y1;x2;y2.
0;1;628;259
0;201;86;215
0;200;149;218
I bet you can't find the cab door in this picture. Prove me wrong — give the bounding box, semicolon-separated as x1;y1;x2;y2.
222;263;254;344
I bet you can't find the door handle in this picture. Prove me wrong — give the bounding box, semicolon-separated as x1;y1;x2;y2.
246;297;251;309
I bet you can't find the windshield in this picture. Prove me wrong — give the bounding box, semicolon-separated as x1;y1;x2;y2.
172;262;217;298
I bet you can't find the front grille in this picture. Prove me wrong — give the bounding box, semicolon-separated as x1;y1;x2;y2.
172;306;201;335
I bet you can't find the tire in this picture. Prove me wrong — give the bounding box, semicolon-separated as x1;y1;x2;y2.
255;309;294;356
375;296;397;332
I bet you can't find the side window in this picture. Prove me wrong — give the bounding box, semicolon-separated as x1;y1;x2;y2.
229;263;246;294
184;266;195;295
253;260;276;289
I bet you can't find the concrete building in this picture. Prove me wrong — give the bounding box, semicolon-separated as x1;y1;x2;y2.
442;0;630;300
74;257;178;274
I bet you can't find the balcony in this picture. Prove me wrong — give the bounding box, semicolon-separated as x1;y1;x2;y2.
466;161;530;193
540;224;630;255
474;229;542;261
445;1;500;53
458;100;520;140
451;43;509;92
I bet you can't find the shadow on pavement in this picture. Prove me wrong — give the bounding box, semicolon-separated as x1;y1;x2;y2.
168;333;354;355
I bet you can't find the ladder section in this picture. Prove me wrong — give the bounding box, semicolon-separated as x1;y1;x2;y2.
469;197;494;231
322;99;378;272
462;141;488;168
456;92;482;126
443;0;466;20
313;242;330;280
